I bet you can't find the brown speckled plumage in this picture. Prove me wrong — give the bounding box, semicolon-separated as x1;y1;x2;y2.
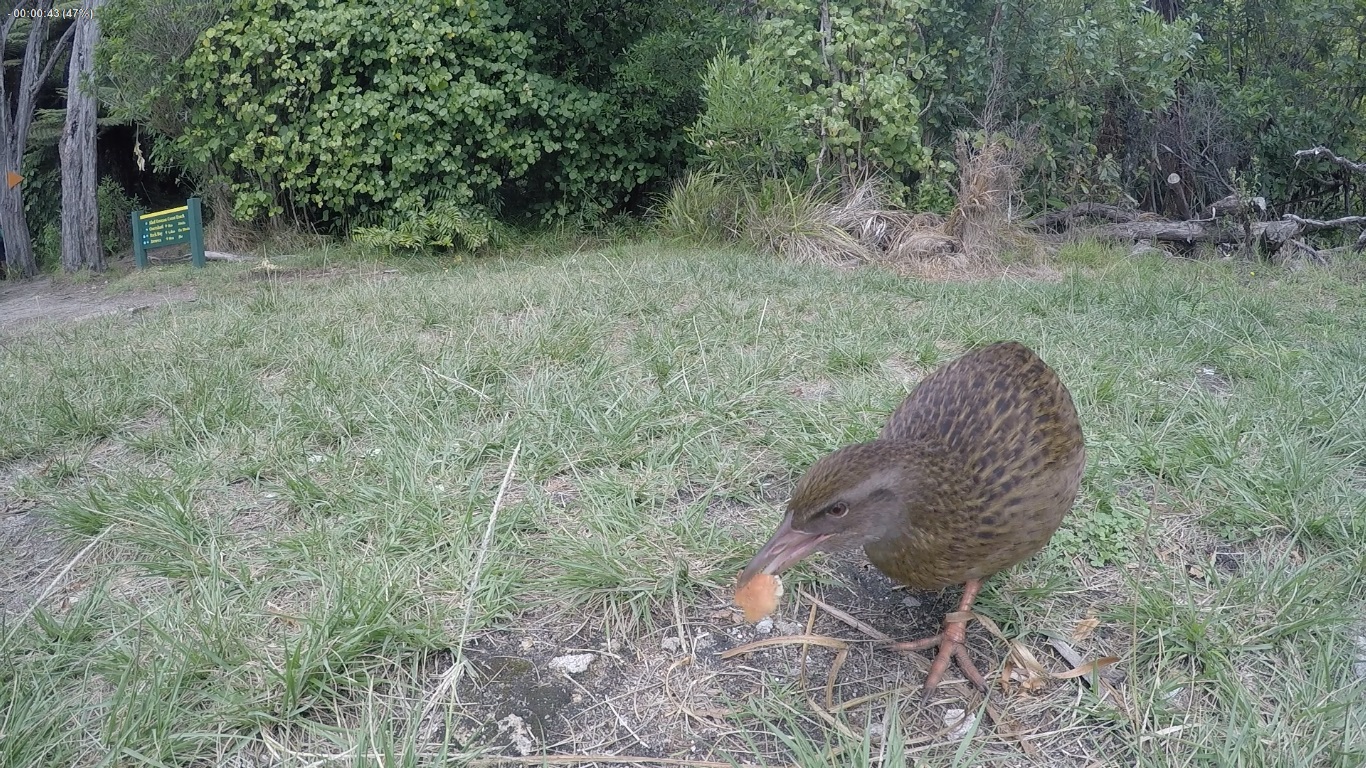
868;340;1084;587
739;341;1085;690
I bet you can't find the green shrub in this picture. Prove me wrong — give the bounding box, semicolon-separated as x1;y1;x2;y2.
173;0;739;227
97;177;138;259
351;201;504;257
689;0;934;191
687;45;802;183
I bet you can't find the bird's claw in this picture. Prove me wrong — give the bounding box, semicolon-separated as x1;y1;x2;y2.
892;611;988;693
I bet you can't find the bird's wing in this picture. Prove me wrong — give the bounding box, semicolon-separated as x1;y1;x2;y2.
878;341;1045;447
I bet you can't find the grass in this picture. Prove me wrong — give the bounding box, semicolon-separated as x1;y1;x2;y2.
1;239;1363;766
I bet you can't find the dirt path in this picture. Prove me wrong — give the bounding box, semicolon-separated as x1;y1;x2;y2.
0;276;196;335
1;274;199;614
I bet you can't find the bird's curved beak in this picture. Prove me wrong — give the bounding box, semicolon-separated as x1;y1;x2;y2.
738;513;833;587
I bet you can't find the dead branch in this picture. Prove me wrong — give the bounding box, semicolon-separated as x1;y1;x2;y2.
1281;238;1328;266
1280;214;1366;232
1294;146;1366;175
1208;194;1267;218
204;250;250;262
1031;200;1364;266
1094;219;1239;244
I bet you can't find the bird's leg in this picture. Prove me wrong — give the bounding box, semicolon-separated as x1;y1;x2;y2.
891;579;988;691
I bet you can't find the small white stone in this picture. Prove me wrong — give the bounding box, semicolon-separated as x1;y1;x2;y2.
902;596;922;608
496;713;535;756
548;653;595;675
944;708;976;740
776;619;803;636
754;619;774;634
660;636;682;652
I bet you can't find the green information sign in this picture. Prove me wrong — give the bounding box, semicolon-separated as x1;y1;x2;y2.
132;197;205;268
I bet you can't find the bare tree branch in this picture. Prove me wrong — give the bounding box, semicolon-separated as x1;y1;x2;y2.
35;20;77;91
1281;214;1366;231
1294;146;1366;174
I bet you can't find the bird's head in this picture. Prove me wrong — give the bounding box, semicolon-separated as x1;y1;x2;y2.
738;442;911;586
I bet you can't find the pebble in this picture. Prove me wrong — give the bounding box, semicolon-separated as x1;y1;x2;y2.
943;708;976;740
548;653;595;675
496;713;535;756
754;618;774;634
660;636;683;652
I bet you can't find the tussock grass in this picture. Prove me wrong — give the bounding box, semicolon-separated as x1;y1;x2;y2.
660;173;870;265
659;134;1042;276
1;241;1363;766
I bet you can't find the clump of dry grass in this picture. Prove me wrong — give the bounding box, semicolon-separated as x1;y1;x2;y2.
659;133;1044;275
944;132;1041;265
824;177;918;252
739;178;871;265
814;136;1043;279
660;173;872;265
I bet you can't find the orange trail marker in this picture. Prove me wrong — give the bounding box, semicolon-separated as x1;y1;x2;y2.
6;171;22;189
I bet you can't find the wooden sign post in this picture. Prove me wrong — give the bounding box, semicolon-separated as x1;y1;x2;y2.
132;197;205;268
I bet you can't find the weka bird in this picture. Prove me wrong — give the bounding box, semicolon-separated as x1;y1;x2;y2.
739;341;1085;691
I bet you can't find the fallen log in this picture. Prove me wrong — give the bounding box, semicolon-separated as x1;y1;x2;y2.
1030;146;1365;265
1031;200;1362;263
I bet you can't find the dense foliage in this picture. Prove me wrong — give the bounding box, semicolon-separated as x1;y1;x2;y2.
162;0;738;235
1181;0;1366;211
90;0;1366;236
689;0;1199;209
684;0;1363;219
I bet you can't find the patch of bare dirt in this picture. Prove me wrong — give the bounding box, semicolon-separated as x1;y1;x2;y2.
409;557;1130;765
0;276;196;335
883;356;929;389
0;439;160;617
1194;364;1233;396
787;379;836;402
0;457;69;616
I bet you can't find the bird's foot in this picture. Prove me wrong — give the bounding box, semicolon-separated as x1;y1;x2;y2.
891;609;988;692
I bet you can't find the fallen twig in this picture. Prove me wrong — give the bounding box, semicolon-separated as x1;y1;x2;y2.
798;588;892;641
719;633;849;659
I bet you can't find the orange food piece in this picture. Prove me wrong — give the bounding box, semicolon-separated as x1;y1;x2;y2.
734;573;783;622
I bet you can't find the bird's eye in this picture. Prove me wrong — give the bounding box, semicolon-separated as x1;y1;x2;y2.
827;503;848;518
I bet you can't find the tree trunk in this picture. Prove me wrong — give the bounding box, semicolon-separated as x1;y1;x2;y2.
0;3;77;279
60;0;105;273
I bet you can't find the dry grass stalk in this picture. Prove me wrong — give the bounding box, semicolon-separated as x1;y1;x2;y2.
419;443;522;726
944;132;1041;265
